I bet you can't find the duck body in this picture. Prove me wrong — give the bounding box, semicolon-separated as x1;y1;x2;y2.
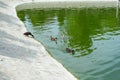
23;32;34;38
66;48;75;55
50;36;57;41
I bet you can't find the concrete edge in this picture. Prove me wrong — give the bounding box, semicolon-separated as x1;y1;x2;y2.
16;1;118;11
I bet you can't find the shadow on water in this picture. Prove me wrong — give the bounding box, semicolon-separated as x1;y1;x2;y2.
17;8;120;80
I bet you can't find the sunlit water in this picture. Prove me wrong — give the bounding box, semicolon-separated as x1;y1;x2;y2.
17;8;120;80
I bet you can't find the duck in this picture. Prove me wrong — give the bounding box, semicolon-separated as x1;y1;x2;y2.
50;36;57;41
23;32;34;38
66;48;75;55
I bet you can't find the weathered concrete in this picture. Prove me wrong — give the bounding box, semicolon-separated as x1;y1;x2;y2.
0;0;118;80
0;0;77;80
16;0;117;11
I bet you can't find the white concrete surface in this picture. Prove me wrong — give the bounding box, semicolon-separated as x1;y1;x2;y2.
0;0;118;80
0;0;77;80
16;0;118;10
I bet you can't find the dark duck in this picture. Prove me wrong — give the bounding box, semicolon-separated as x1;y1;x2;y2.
23;32;34;38
66;48;75;55
50;36;57;41
50;36;57;44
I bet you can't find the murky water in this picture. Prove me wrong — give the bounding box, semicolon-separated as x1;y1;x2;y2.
17;8;120;80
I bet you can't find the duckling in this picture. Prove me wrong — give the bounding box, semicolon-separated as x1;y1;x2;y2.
23;32;34;38
66;48;75;55
50;36;57;44
50;36;57;41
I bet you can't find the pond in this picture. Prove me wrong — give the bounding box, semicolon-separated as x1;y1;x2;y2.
17;8;120;80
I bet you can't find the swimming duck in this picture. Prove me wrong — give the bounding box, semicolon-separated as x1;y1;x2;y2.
50;36;57;41
66;48;75;55
23;32;34;38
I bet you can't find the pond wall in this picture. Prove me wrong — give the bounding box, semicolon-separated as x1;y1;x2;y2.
16;1;118;11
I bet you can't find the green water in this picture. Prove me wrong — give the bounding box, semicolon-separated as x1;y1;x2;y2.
17;8;120;80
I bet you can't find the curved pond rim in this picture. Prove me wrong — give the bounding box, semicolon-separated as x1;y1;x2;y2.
15;1;120;80
16;1;118;11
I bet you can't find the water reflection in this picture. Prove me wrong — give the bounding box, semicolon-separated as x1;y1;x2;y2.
17;8;120;80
